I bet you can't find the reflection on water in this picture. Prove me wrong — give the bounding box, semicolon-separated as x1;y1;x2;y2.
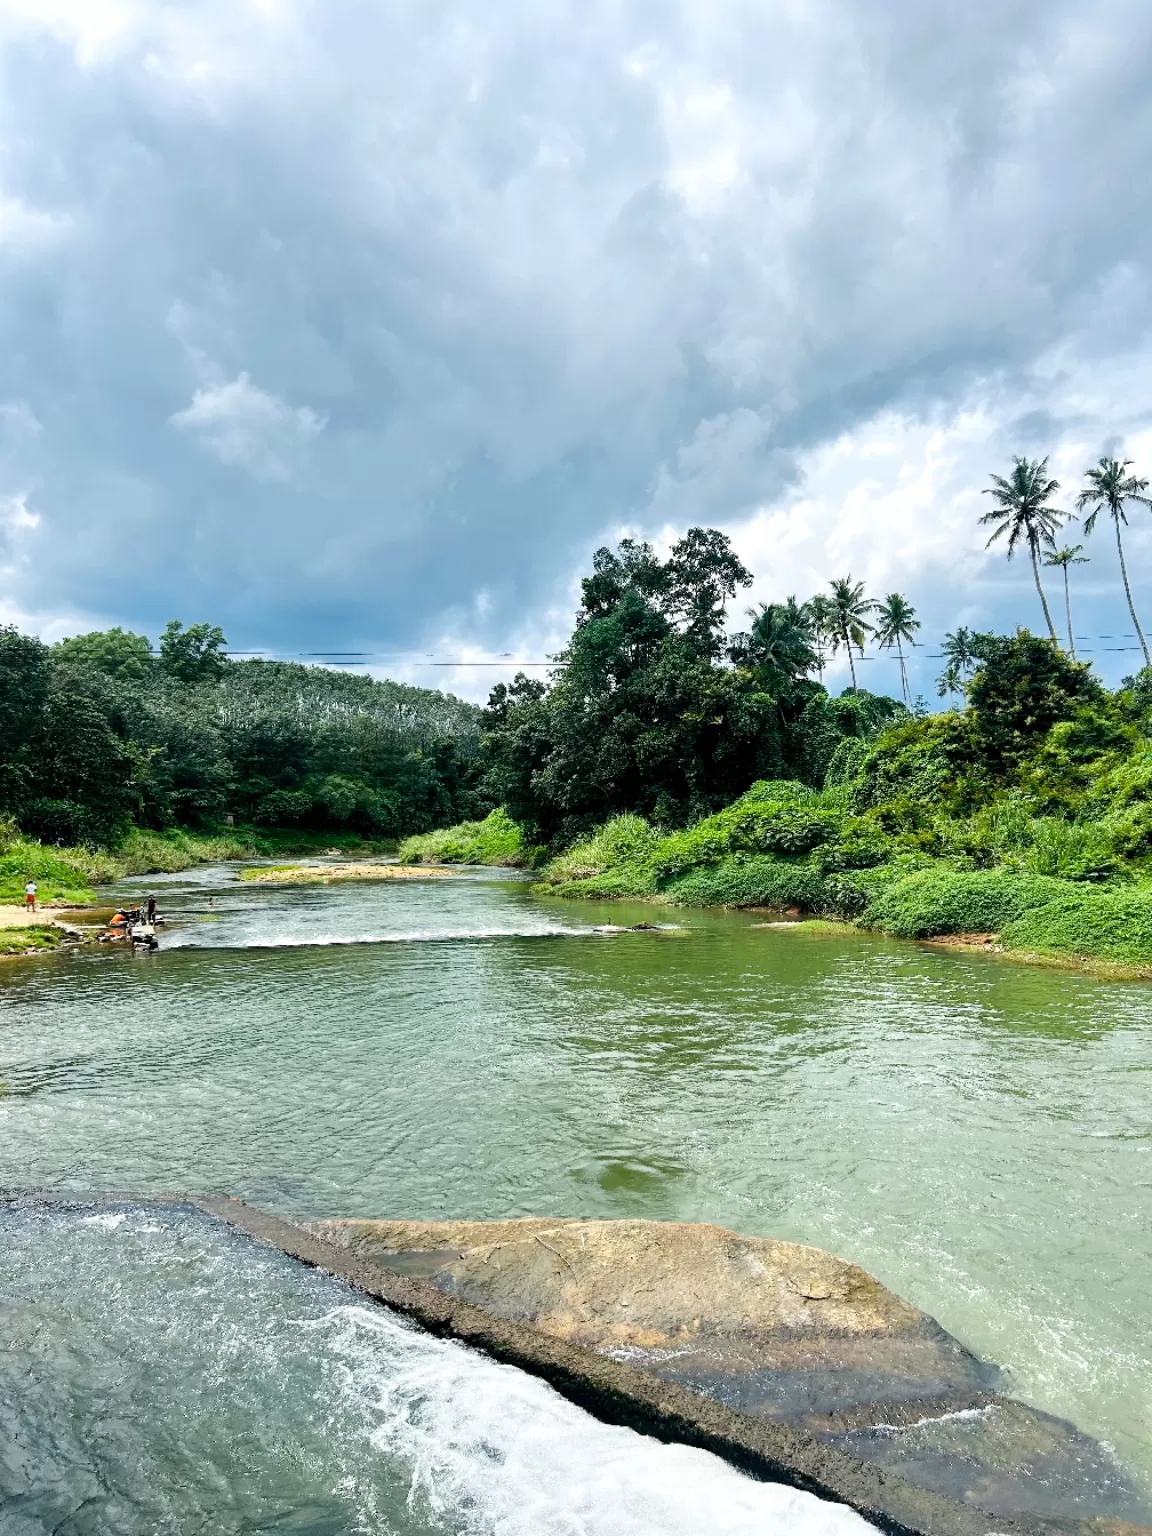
0;865;1149;1494
0;1202;873;1536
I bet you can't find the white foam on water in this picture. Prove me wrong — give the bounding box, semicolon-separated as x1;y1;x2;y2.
163;924;594;950
306;1304;878;1536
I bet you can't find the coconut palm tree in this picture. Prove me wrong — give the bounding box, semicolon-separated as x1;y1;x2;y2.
741;597;819;680
935;627;981;700
827;577;876;690
1076;457;1152;668
1042;545;1088;659
807;592;835;682
874;592;920;705
979;457;1067;643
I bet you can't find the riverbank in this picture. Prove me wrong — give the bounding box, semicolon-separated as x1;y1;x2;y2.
0;920;76;956
239;862;460;885
0;826;397;906
402;790;1152;976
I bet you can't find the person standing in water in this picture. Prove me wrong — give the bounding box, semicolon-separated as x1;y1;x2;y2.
145;894;157;924
24;879;36;913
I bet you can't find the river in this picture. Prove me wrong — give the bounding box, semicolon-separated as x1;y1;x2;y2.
1;863;1150;1530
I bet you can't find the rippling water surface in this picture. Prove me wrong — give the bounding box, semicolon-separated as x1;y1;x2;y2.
1;863;1150;1521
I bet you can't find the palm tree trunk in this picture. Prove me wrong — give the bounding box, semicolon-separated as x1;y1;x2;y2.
1029;541;1059;643
1062;568;1075;659
842;625;857;689
1114;515;1151;668
896;635;909;705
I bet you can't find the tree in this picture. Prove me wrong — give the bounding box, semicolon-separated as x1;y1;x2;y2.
53;627;153;680
577;528;751;660
1042;546;1088;659
874;593;920;705
935;627;983;700
734;597;818;682
158;621;229;684
827;578;876;690
661;527;753;658
807;592;835;682
0;627;49;811
979;457;1068;643
967;630;1103;763
1076;457;1152;667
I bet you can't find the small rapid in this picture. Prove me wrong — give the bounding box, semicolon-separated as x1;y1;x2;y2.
0;1203;875;1536
112;864;603;950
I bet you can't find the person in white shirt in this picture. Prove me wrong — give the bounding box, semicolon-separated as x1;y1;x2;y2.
24;880;36;913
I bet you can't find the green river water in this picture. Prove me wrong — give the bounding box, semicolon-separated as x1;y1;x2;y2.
1;864;1149;1533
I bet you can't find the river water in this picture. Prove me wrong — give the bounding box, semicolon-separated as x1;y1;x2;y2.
1;864;1150;1529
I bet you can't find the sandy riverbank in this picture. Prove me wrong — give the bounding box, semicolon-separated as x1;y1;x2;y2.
239;862;462;885
0;905;80;929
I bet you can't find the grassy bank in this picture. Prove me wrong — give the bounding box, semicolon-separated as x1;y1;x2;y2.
398;809;527;867
0;823;395;905
0;924;71;956
522;780;1152;972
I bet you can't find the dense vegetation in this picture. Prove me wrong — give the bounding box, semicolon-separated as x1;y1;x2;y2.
9;443;1152;969
528;632;1152;968
476;530;904;847
0;620;483;854
401;508;1152;971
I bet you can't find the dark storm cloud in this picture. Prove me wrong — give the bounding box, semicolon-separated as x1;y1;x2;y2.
0;0;1150;663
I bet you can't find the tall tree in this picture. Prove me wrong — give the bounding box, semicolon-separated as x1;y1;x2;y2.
807;592;835;683
874;592;920;705
159;621;229;684
979;457;1067;643
1042;545;1088;659
935;626;982;700
1076;457;1152;667
735;596;818;681
53;627;154;680
827;578;876;690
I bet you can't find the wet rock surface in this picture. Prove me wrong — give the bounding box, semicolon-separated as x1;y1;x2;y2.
306;1216;1150;1532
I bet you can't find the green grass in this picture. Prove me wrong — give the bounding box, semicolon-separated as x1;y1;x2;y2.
0;925;69;956
398;809;525;867
0;823;397;905
665;857;848;913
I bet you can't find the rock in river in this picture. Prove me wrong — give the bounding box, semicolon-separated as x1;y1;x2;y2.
305;1215;1150;1532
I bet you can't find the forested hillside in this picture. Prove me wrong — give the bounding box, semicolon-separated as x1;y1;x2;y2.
0;620;483;846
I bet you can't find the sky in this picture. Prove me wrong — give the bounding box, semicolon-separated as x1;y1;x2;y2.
1;0;1151;703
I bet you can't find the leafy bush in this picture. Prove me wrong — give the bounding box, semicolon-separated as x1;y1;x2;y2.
399;808;525;866
860;869;1070;938
966;631;1105;762
1001;887;1152;965
664;857;848;912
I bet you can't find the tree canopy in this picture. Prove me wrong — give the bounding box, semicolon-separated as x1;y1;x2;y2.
0;624;484;845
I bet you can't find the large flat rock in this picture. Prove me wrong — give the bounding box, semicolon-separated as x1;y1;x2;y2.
306;1216;1150;1531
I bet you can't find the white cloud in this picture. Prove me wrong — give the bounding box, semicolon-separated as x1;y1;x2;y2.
170;373;325;482
0;191;70;251
0;402;41;440
0;0;1151;678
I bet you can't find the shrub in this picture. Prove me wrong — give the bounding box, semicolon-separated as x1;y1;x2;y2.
1001;887;1152;965
860;868;1070;938
967;631;1105;762
398;808;525;866
664;856;846;912
536;814;664;885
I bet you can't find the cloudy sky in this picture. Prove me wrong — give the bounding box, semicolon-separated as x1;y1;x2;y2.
1;0;1151;701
